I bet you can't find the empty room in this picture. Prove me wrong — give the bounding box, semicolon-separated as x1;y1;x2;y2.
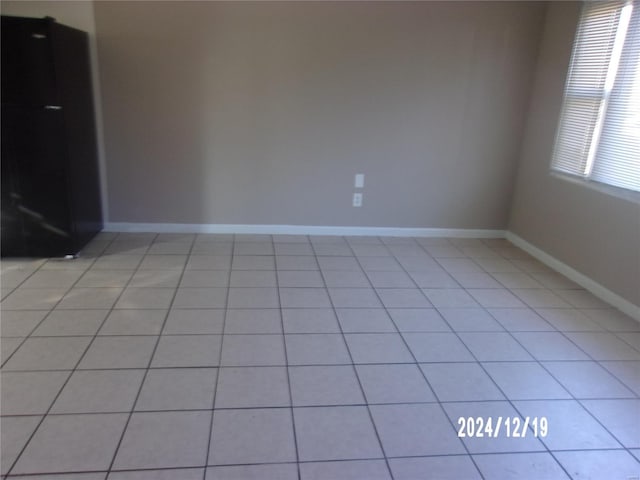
1;1;639;479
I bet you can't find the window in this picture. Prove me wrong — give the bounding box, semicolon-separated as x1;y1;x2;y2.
551;0;640;192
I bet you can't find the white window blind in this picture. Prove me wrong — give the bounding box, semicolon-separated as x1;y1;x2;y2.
551;0;640;192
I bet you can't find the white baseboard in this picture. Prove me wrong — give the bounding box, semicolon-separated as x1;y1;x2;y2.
103;222;506;238
506;232;640;322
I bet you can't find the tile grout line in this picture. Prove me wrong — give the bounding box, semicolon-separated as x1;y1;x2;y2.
273;235;303;480
201;234;236;479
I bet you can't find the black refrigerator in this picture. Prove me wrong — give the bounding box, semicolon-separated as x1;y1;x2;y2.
1;15;103;257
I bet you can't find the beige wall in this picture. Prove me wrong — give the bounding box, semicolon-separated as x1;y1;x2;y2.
94;1;545;228
509;2;640;307
1;0;109;221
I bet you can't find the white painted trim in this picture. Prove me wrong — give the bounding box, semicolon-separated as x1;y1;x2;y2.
506;232;640;322
103;222;506;238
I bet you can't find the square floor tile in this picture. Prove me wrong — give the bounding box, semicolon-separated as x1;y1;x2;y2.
1;311;47;337
138;254;187;270
79;336;157;369
511;331;589;360
32;310;108;337
294;406;383;461
20;270;83;288
136;368;217;411
488;308;555;332
231;255;275;270
115;288;174;310
1;371;69;415
582;308;640;332
99;310;166;335
13;413;128;474
172;288;227;309
277;270;324;288
52;369;145;414
186;255;231;271
439;308;504;332
451;272;504;289
564;332;640;360
420;362;504;402
300;460;391;480
358;256;402;272
345;333;414;364
227;287;279;308
209;408;296;465
317;256;362;272
467;288;527;308
336;308;396;333
58;288;123;309
215;366;289;408
581;399;640;448
422;289;479;308
356;364;435;403
180;270;229;288
389;456;481;480
224;309;282;334
436;258;484;274
276;255;319;270
282;309;341;333
473;452;569;480
511;289;572;308
513;400;622;450
554;449;640;480
408;271;459;288
4;337;91;371
483;362;571;400
1;415;42;474
275;244;314;256
207;463;298;480
376;288;431;308
442;401;545;453
151;335;222;367
128;270;182;288
1;337;22;363
280;288;331;308
328;288;382;308
1;288;67;310
371;403;465;456
600;361;640;396
387;308;451;332
367;271;415;288
114;411;211;469
322;270;370;288
542;361;635;398
402;332;474;362
458;332;533;361
163;309;225;334
492;273;545;289
233;243;274;256
221;334;286;366
290;365;364;406
286;334;351;365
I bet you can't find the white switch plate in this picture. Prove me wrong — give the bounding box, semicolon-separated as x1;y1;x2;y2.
354;174;365;188
353;193;363;207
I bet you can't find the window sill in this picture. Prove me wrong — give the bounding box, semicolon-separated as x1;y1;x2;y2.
550;171;640;204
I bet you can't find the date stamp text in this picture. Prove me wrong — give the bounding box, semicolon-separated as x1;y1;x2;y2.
456;416;548;438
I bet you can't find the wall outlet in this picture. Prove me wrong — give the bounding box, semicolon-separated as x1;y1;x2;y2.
354;173;365;188
353;193;363;207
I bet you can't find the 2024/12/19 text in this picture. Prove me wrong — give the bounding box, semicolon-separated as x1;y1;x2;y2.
457;416;548;438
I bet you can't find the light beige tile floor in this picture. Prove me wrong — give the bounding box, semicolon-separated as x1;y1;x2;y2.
1;233;639;479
